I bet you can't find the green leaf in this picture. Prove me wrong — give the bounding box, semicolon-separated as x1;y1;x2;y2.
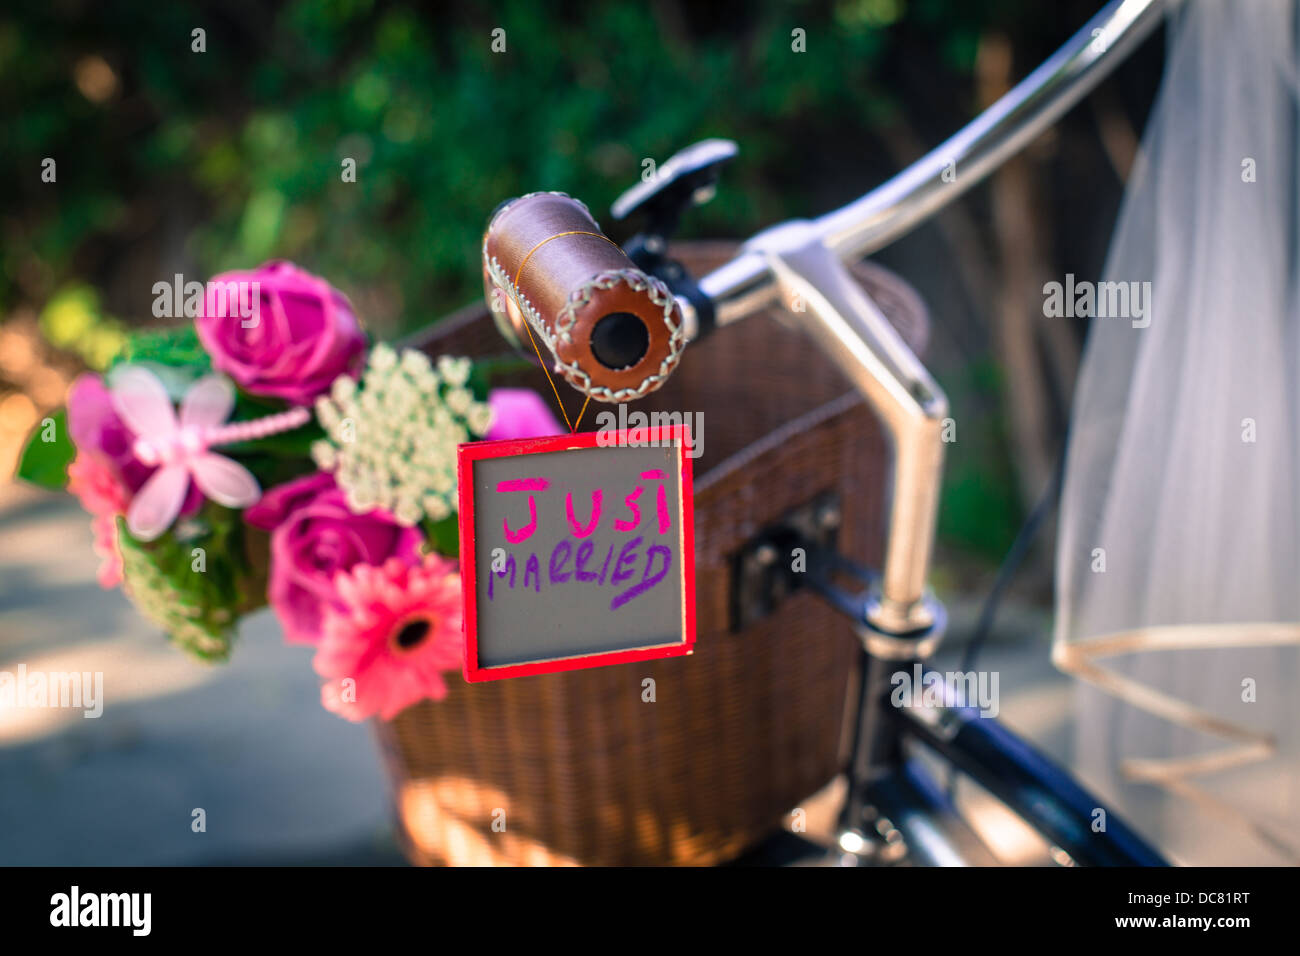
115;504;269;662
15;409;75;490
233;451;319;493
422;513;461;557
112;324;211;373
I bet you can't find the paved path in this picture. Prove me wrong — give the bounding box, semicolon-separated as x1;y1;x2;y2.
1;484;1073;865
0;486;402;865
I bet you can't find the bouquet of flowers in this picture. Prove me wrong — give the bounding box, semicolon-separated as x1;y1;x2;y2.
14;261;561;720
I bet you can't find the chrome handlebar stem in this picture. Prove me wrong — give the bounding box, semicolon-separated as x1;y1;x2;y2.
756;222;948;635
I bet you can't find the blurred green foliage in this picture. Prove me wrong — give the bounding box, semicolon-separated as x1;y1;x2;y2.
935;359;1021;552
38;285;129;369
1;0;1042;327
1;0;1072;561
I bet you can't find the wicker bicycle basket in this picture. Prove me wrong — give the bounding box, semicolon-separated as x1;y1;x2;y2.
376;242;929;866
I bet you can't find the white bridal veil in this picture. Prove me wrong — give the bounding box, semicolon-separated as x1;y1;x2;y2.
1056;0;1300;865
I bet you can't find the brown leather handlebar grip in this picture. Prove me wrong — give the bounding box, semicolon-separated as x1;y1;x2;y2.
482;192;684;403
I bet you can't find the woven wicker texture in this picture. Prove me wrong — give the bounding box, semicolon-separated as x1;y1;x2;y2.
378;242;929;865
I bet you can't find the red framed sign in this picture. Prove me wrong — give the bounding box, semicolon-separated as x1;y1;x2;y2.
456;425;696;682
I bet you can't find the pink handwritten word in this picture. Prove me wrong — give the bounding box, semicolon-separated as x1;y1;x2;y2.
497;478;549;543
641;470;670;534
566;490;603;537
495;471;673;544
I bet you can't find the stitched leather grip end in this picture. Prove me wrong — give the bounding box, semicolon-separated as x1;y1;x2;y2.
483;192;684;403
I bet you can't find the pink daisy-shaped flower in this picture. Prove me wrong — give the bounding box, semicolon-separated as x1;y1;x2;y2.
313;554;464;721
66;452;130;589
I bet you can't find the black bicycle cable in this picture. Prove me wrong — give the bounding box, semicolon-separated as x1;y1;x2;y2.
959;443;1068;675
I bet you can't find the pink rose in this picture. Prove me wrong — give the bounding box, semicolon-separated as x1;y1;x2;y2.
485;388;565;441
246;472;424;645
197;261;366;406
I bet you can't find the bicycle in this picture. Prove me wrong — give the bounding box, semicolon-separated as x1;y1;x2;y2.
478;0;1171;866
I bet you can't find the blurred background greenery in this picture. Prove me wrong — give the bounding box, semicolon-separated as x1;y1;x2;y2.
0;0;1164;585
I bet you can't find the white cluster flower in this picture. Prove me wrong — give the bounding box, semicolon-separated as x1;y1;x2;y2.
311;345;494;526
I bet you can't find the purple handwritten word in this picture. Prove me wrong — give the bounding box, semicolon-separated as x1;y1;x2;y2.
487;536;673;610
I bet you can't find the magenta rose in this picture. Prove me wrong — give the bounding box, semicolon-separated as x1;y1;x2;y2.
197;261;366;406
484;388;565;441
246;472;424;645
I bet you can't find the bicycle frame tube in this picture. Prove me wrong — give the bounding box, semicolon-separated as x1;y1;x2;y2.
899;692;1168;866
688;0;1168;635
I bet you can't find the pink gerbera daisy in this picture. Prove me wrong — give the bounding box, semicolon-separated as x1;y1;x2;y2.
313;554;464;721
66;452;130;589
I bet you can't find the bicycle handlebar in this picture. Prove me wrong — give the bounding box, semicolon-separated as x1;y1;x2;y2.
698;0;1169;327
482;192;685;403
478;0;1166;635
